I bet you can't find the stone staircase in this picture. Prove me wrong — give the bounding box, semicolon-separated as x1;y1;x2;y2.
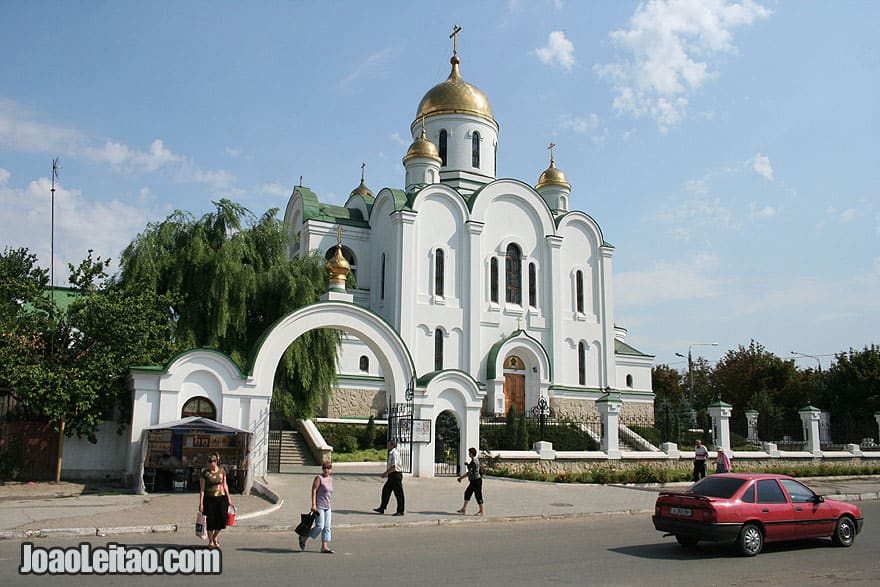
279;430;315;471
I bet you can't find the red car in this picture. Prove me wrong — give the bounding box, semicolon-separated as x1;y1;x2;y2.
652;473;864;556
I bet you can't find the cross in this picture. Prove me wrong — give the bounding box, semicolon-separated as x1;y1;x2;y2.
450;24;462;56
548;142;556;164
360;162;366;182
336;225;343;247
299;175;303;186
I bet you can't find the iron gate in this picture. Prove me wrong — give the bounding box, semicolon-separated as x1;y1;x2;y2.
387;378;414;473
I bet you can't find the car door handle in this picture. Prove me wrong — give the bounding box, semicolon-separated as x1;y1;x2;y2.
795;507;802;512
762;508;769;513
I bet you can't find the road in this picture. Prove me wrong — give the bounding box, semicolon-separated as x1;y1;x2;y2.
1;502;878;586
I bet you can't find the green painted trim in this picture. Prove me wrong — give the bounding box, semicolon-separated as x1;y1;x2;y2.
416;369;484;389
337;375;385;383
130;347;246;378
553;210;612;248
548;385;606;394
798;405;821;413
485;330;552;380
614;338;653;358
709;400;733;408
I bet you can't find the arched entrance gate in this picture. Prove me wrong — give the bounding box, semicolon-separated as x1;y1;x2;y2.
128;299;485;482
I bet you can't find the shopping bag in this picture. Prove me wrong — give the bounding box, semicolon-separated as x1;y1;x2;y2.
226;505;237;526
195;511;207;540
294;512;315;537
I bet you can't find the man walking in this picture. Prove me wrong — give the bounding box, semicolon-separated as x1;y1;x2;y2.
374;440;405;516
693;439;709;482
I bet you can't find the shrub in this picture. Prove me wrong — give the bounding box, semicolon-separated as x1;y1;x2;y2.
337;435;359;454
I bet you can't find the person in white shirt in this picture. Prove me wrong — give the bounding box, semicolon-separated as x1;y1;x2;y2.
374;440;405;516
693;439;709;482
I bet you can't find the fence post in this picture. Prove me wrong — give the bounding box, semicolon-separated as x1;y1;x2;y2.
799;405;822;456
707;400;732;451
875;412;880;446
597;391;622;459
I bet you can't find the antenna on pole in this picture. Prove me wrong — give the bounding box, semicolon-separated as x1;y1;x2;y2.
50;157;61;292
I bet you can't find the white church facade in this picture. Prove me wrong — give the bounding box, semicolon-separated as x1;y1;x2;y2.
283;41;654;425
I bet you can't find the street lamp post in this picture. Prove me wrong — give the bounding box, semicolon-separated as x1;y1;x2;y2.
675;342;719;404
791;351;821;372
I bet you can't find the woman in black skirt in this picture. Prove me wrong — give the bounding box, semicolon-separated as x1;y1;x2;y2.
199;452;233;548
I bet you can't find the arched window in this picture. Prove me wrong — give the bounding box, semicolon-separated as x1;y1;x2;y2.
578;342;586;386
472;131;480;168
434;328;444;371
505;244;522;305
380;253;386;300
490;257;499;303
439;129;448;167
528;263;537;307
435;249;445;297
181;397;217;421
325;245;357;282
576;270;584;313
626;374;634;388
359;355;369;372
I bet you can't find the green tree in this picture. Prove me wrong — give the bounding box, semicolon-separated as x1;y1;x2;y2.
822;345;880;444
118;199;340;419
0;247;177;480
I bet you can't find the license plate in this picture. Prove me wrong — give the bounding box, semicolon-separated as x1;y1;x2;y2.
669;507;692;517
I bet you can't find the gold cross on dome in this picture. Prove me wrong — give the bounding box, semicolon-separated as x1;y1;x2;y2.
336;225;343;247
360;162;366;182
450;24;462;56
548;142;556;164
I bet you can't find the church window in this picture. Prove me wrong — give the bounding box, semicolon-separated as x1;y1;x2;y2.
626;374;634;388
472;131;480;168
434;328;444;371
359;356;369;372
578;342;586;386
435;249;445;297
528;263;537;307
380;254;386;300
576;270;584;313
490;257;499;303
181;397;216;421
325;245;357;282
505;244;522;305
439;129;448;167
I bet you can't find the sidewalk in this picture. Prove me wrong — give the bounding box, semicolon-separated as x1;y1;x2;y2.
1;465;877;540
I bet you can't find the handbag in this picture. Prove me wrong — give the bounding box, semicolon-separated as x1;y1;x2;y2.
226;505;237;526
294;512;315;537
195;511;207;540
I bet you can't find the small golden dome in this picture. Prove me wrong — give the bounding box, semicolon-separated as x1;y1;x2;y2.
326;244;350;288
349;179;373;199
536;147;571;190
403;123;441;164
415;56;494;123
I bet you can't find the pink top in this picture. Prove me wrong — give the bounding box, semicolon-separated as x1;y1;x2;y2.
315;475;333;510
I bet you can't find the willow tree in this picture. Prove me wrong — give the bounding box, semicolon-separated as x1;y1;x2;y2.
119;200;339;419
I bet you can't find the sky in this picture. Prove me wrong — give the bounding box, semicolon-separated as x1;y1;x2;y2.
1;1;878;371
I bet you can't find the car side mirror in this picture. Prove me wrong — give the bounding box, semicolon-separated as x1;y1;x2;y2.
812;495;824;503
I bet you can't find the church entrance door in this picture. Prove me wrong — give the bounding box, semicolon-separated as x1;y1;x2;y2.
503;354;526;414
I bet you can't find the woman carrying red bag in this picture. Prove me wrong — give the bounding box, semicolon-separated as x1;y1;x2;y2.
199;452;233;549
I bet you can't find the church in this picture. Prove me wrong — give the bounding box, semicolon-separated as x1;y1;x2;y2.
282;32;655;426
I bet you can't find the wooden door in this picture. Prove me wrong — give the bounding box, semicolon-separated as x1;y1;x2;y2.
504;374;526;414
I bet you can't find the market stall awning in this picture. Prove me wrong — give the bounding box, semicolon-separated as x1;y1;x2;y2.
143;416;250;434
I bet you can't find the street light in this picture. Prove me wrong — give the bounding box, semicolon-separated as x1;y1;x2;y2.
675;342;720;404
791;351;821;372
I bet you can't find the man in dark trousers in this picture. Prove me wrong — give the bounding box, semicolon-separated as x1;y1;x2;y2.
374;440;405;516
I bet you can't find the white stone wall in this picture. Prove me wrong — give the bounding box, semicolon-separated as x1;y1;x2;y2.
324;387;386;419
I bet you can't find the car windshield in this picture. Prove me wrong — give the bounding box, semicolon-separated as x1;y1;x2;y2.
690;476;747;499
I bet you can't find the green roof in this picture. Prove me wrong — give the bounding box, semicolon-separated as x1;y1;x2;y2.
614;338;653;358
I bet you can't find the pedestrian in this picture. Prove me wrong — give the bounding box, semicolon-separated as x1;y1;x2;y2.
692;439;709;482
198;452;233;549
300;461;334;554
715;446;731;473
456;447;485;516
374;440;405;516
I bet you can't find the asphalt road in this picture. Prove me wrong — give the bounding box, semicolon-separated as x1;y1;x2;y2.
1;502;878;586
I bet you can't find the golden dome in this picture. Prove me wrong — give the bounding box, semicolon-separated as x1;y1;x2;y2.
326;226;350;290
349;179;373;199
403;122;441;164
536;157;570;191
415;56;494;123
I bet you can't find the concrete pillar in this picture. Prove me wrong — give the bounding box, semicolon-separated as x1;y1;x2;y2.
799;405;823;456
875;412;880;446
707;400;733;451
597;392;622;459
745;409;759;444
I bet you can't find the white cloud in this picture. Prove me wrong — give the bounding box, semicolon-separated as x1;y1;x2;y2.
0;167;9;185
260;182;290;197
535;31;576;71
652;196;737;238
391;132;408;147
0;174;159;280
749;202;777;219
684;179;710;195
178;165;236;188
84;139;183;172
560;113;600;134
0;98;85;154
595;0;771;131
839;208;857;223
339;48;394;90
751;153;774;181
615;255;723;306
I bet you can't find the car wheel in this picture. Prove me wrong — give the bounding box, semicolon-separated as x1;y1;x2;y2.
832;516;856;547
737;523;763;557
675;535;698;547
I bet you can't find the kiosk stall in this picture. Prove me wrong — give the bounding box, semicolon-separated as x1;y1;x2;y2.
137;417;251;494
